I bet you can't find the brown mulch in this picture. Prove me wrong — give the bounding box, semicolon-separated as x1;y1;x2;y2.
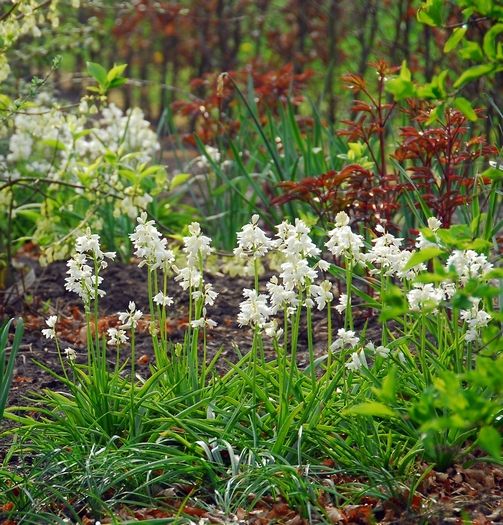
1;259;342;409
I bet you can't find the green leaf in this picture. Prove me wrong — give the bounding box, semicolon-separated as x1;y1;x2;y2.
373;368;398;403
481;166;503;181
170;173;191;190
453;96;478;121
106;63;127;82
485;268;503;279
404;247;444;270
459;41;484;61
462;238;493;251
386;78;416;100
436;224;472;247
453;63;495;88
478;426;502;459
41;138;66;151
86;61;108;87
417;0;444;27
344;402;396;418
417;70;449;99
109;78;127;89
444;26;468;53
483;23;503;61
399;60;412;81
386;61;416;100
425;101;446;124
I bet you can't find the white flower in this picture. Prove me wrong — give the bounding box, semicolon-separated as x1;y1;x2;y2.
446;250;493;284
335;294;349;314
267;275;298;315
193;145;221;170
330;328;359;351
407;283;445;312
345;350;368;371
118;301;143;329
427;217;442;231
153;292;174;307
264;319;284;340
325;222;365;263
365;341;390;357
335;211;350;227
65;252;105;303
234;214;274;259
367;227;425;280
279;258;317;291
42;316;57;339
75;230;115;262
191;317;217;329
441;281;457;299
237;289;271;328
183;222;213;267
317;259;331;271
191;283;218;306
130;212;174;270
275;219;320;260
65;232;112;303
64;347;77;361
174;266;202;290
460;300;491;342
415;233;438;250
107;327;129;346
310;280;333;310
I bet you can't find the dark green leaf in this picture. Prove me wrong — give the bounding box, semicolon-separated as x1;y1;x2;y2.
86;61;108;87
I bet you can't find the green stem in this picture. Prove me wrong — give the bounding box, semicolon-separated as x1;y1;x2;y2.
345;261;353;331
327;301;332;369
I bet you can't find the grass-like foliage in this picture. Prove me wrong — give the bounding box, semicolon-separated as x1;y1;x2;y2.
2;207;501;522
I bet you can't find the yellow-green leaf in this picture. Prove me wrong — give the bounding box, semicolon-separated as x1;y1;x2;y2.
454;63;495;88
478;426;502;459
404;247;444;271
444;26;467;53
344;402;396;418
170;173;191;190
453;96;477;121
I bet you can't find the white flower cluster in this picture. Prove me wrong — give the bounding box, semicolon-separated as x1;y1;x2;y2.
446;250;493;285
0;1;80;82
326;211;364;264
118;301;143;330
65;231;115;304
234;214;274;260
275;218;322;308
407;283;446;313
415;217;442;249
60;215;495;364
130;212;175;271
329;331;393;371
174;222;217;329
7;100;159;168
366;224;425;280
191;146;221;171
91;105;160;164
460;300;492;342
238;217;332;329
237;289;271;328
